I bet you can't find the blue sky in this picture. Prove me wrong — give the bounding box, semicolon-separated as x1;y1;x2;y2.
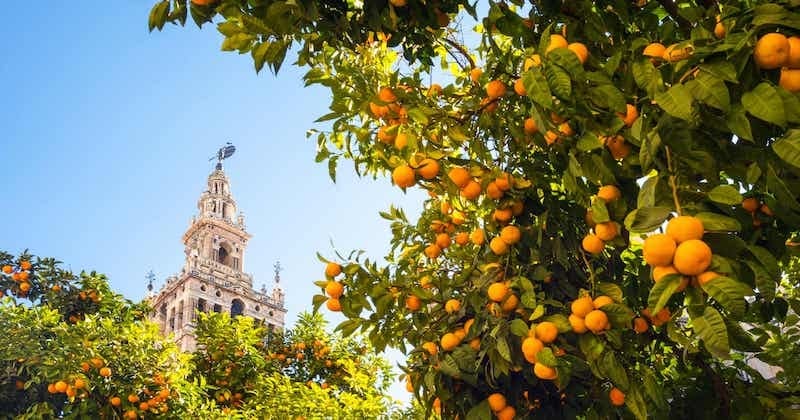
0;1;429;401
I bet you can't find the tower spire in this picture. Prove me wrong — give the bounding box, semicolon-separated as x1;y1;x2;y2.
273;261;283;284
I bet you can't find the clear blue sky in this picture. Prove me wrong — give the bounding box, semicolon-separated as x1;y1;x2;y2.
0;0;427;400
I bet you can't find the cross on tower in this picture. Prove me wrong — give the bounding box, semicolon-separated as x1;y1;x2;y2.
273;261;283;284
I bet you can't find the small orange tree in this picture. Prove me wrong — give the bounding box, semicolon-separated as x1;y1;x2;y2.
151;0;800;418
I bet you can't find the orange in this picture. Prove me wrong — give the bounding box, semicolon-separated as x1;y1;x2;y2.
605;135;631;159
522;337;544;363
533;362;558;380
415;158;440;180
469;67;483;83
453;327;467;340
54;380;68;393
666;215;704;243
427;84;443;97
80;362;90;372
524;117;538;134
494;208;513;223
325;281;344;298
128;394;140;404
597;185;621;202
435;233;451;249
663;43;693;62
788;36;800;67
714;21;726;39
568;42;589;64
643;234;677;266
99;367;112;377
496;405;516;420
643;42;666;60
495;173;512;191
445;299;461;313
652;265;688;292
90;358;104;368
394;132;408;149
673;239;712;276
501;294;518;312
464;318;475;334
73;378;86;389
633;317;649;334
742;197;760;213
535;321;558;343
511;200;524;216
594;222;618;241
558;122;574;136
20;261;31;270
481;96;498;112
1;265;11;274
584;310;609;333
696;271;719;286
617;104;638;127
654;308;671;325
544;130;559;145
460;180;482;200
593;295;614;309
392;165;416;188
441;332;461;351
486;80;507;99
761;204;773;216
514;78;526;96
582;234;605;255
377;124;397;143
470;228;486;245
378;87;397;103
487;282;509;302
451;210;466;225
405;295;421;311
546;34;568;54
424;243;442;259
490;237;509;255
454;232;469;246
754;33;790;69
487;393;507;412
524;54;542;70
326;298;342;312
500;225;521;245
19;282;30;293
780;68;800;93
110;396;122;406
486;182;504;199
571;296;594;317
139;402;150;411
569;314;588;334
422;341;438;356
448;167;471;188
325;262;342;278
124;410;138;420
609;387;626;406
369;102;389;119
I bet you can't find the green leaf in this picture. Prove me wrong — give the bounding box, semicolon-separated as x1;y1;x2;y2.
637;176;658;208
590;85;627;113
536;347;558;367
691;306;730;359
699;61;738;83
752;4;800;30
509;319;529;337
522;69;553;108
601;303;634;329
542;314;572;333
632;58;665;97
689;71;730;112
626;386;649;420
745;260;776;302
695;212;741;232
599;351;629;390
624;206;672;233
547;48;585;80
578;333;605;361
746;163;762;184
544;65;572;100
772;130;800;170
701;276;752;319
725;320;763;352
708;185;742;205
496;337;511;362
590;200;610;224
596;282;624;303
465;401;492;420
648;275;682;314
741;83;786;128
641;368;667;410
407;108;429;125
148;0;170;32
654;84;695;122
577;132;604;151
726;104;753;141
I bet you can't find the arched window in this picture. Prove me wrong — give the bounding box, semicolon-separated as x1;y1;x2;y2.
231;299;244;317
218;246;229;265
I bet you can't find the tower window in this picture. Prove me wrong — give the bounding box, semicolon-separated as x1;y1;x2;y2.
213;304;222;313
233;257;239;270
231;299;245;317
218;246;229;265
197;298;206;312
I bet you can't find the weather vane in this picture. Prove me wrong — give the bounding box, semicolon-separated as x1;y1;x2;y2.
273;261;283;284
209;142;236;170
145;270;156;292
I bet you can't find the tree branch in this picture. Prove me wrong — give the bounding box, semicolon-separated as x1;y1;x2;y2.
657;0;694;34
441;37;476;70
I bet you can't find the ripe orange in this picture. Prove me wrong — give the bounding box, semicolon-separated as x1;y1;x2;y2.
369;102;389;119
454;232;469;246
110;396;122;406
496;405;516;420
761;204;773;216
643;234;677;266
469;67;483;83
593;295;614;309
788;36;800;67
501;294;519;312
80;362;90;372
73;378;86;389
780;68;800;93
522;337;544;363
524;54;542;70
490;237;509;255
546;34;568;54
524;117;538;135
464;318;475;334
582;234;605;255
325;262;342;278
460;180;482;200
495;173;512;191
139;402;150;411
124;410;138;420
377;124;396;143
392;165;416;188
90;358;104;368
54;381;68;393
617;104;639;127
453;327;467;340
486;182;503;199
571;296;594;317
533;362;558;380
597;185;621;202
485;80;507;99
652;265;688;292
500;225;521;245
514;78;526;96
128;394;140;404
470;228;486;245
441;332;461;351
378;87;397;103
535;321;558;343
663;43;693;62
544;130;559;145
594;222;618;241
643;42;666;61
754;33;790;69
742;197;760;213
487;393;507;412
427;84;443;97
326;298;342;312
696;271;719;286
20;261;31;270
405;295;422;311
714;21;726;39
584;310;609;333
558;122;574;137
633;317;649;334
609;387;626;406
425;243;442;259
325;281;344;299
673;239;712;276
653;308;671;326
99;367;112;377
487;282;509;302
494;208;513;223
569;314;588;334
568;42;589;64
666;215;704;243
416;158;440;180
422;341;438;356
445;299;461;313
605;135;631;160
448;167;471;188
19;282;30;293
435;233;451;249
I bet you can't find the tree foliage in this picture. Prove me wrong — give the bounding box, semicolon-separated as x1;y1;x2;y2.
147;0;800;417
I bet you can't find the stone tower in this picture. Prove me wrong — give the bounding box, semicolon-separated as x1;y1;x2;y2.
149;156;286;351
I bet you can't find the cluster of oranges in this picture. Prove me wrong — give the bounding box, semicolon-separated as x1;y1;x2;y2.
742;196;773;227
643;215;717;292
323;263;344;312
569;295;612;335
1;260;33;297
642;41;693;64
753;32;800;92
486;280;519;316
520;321;559;381
582;185;623;255
439;319;478;352
487;392;516;420
47;377;87;400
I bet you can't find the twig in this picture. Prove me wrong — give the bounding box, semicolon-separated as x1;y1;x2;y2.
580;249;597;296
657;0;694;34
442;37;476;70
665;146;682;215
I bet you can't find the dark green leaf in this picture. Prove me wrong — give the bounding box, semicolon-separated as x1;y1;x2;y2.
510;319;529;337
695;212;741;232
648;275;682;314
691;306;730;358
701;276;752;318
708;185;742;205
522;69;553;109
741;83;786;128
654;84;695;122
772;130;800;170
624;206;672;233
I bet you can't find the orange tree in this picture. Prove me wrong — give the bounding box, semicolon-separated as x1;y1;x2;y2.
151;0;800;418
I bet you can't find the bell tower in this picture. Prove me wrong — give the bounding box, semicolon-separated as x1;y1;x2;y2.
149;144;286;351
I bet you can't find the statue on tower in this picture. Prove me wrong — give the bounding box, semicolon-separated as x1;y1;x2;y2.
210;142;236;170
